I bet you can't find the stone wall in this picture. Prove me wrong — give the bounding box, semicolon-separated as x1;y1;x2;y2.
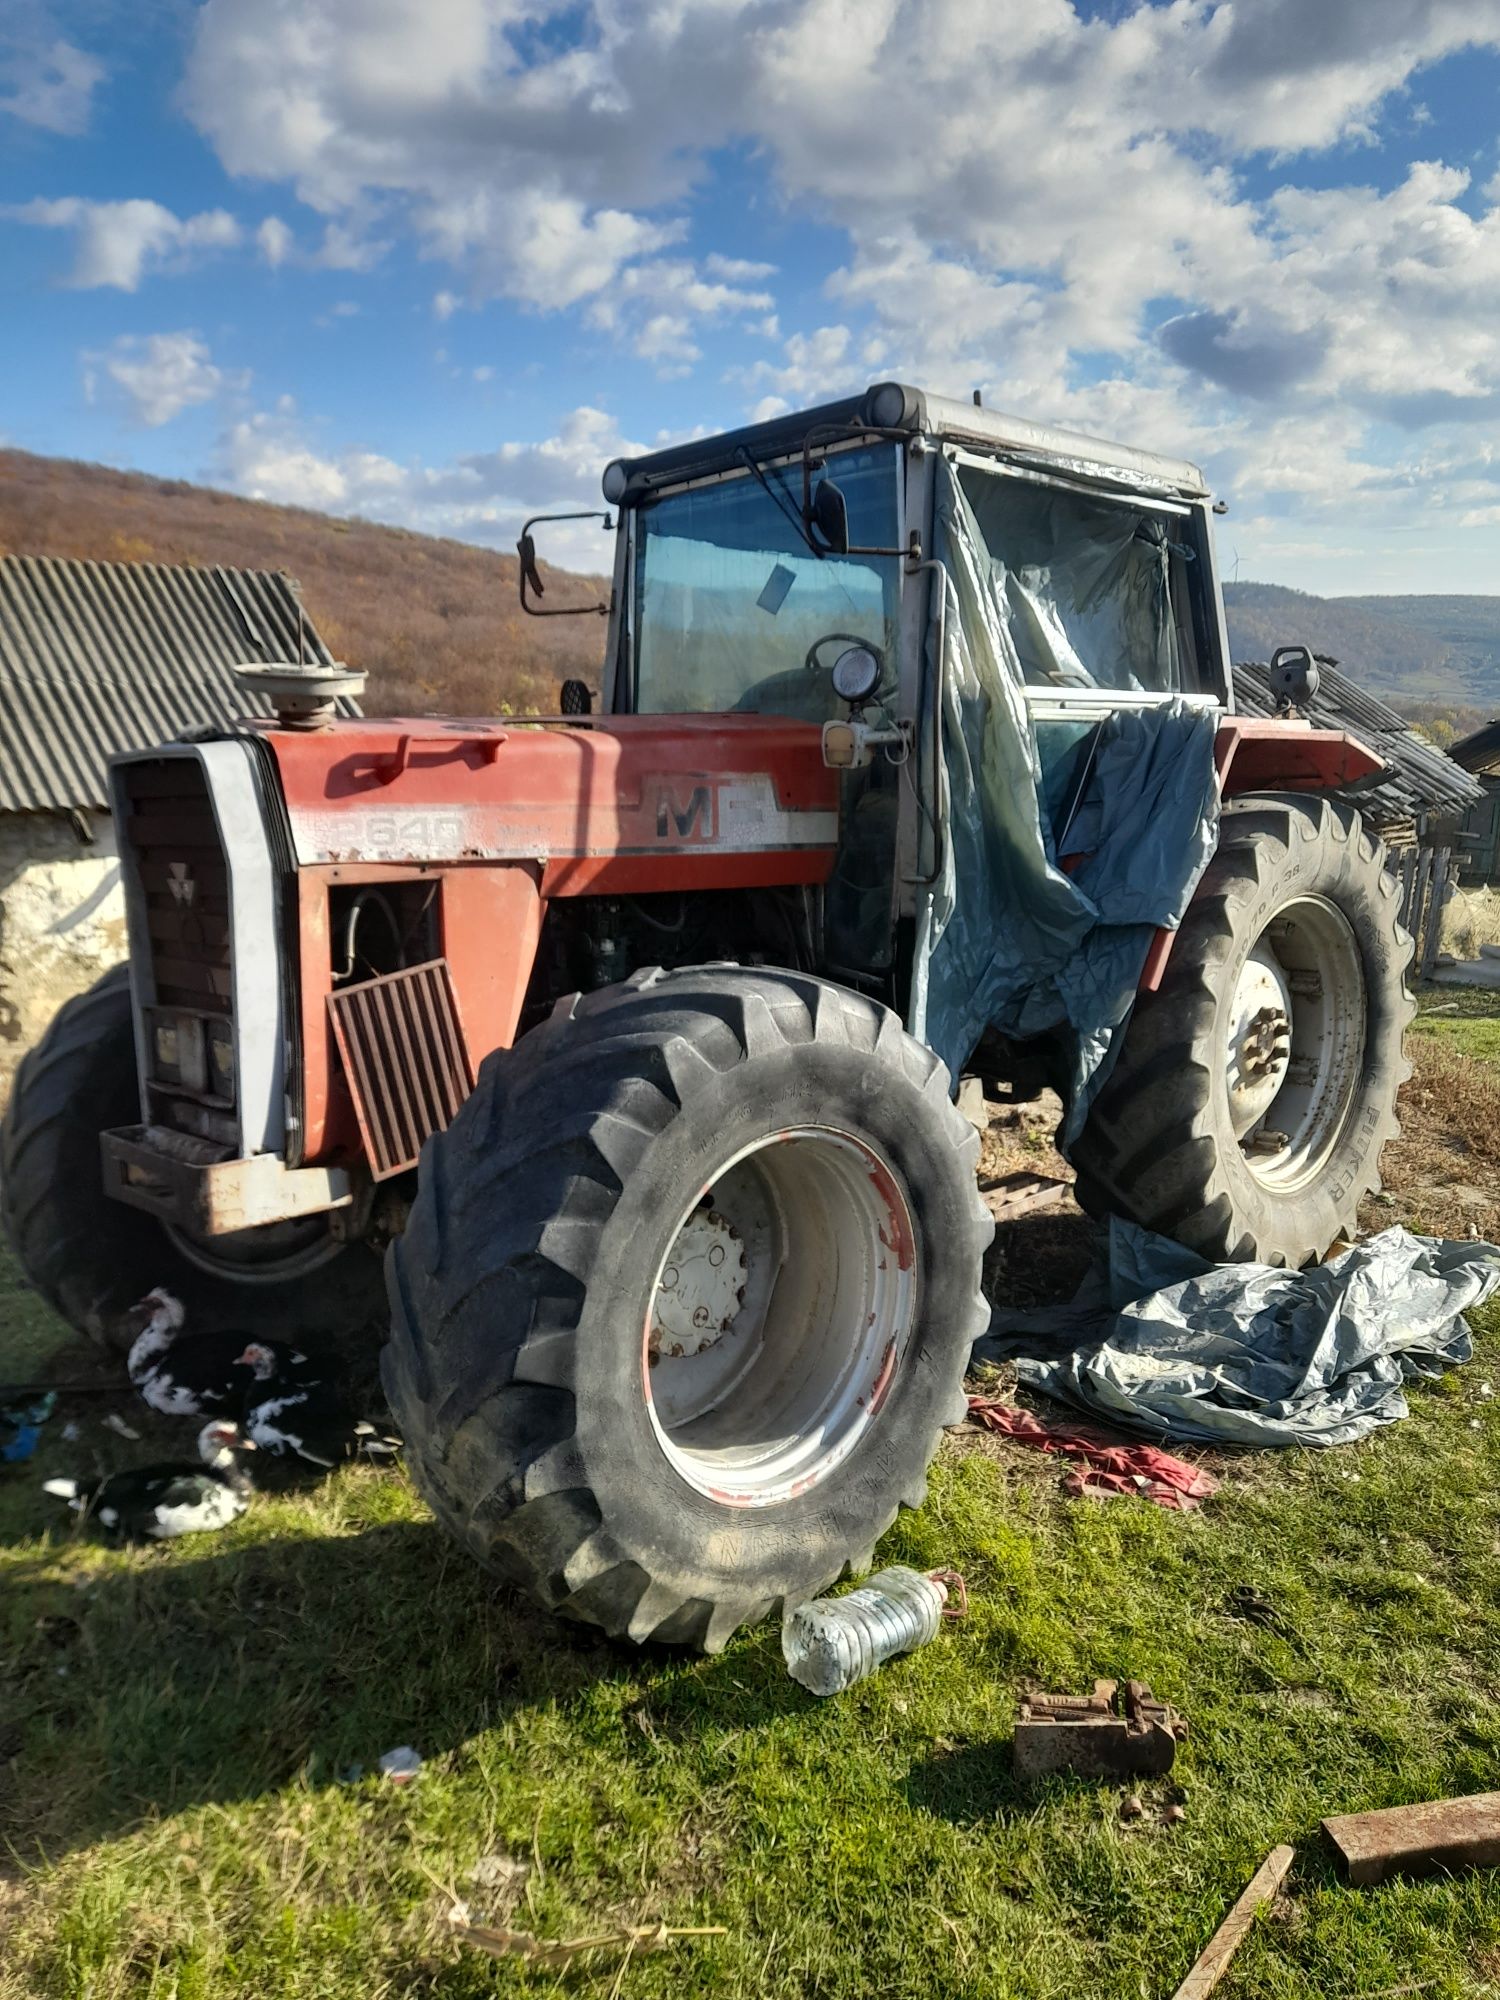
0;810;128;1106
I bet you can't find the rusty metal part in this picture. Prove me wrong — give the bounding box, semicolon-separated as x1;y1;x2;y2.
100;1124;356;1232
1013;1677;1188;1780
928;1568;968;1617
978;1171;1072;1222
1170;1845;1295;2000
1322;1792;1500;1886
326;958;474;1180
235;660;367;730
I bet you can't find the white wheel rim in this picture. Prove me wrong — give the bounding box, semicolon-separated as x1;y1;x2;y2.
1226;894;1366;1192
641;1126;918;1508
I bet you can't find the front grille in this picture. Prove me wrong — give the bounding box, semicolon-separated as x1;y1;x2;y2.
118;758;235;1144
119;759;232;1012
327;959;473;1179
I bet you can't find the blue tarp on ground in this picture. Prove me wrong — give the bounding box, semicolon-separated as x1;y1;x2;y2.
978;1218;1500;1448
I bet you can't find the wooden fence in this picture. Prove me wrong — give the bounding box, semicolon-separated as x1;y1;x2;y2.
1398;843;1453;983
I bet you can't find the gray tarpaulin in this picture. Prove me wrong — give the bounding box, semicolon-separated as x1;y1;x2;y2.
911;454;1221;1141
978;1218;1500;1448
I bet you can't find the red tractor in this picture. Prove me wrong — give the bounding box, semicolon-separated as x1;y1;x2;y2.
1;384;1411;1649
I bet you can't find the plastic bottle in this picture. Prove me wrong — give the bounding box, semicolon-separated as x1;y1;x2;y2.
781;1566;958;1696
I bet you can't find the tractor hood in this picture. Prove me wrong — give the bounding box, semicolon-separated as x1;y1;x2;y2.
249;712;840;894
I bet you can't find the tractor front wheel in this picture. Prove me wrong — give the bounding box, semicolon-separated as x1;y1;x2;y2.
1072;795;1414;1267
383;965;992;1651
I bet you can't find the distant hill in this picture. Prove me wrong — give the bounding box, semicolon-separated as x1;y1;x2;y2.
3;451;1498;738
0;450;607;716
1224;581;1500;714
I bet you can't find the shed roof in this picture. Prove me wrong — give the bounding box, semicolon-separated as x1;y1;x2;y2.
1450;719;1500;776
0;554;357;814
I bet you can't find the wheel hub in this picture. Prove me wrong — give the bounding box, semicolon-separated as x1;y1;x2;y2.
1227;945;1294;1137
642;1127;917;1508
649;1206;748;1360
1224;897;1367;1191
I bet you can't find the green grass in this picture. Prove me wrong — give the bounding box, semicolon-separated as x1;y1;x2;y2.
1413;983;1500;1063
6;1252;1500;1992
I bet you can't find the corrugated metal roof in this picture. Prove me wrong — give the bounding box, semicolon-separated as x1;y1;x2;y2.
0;555;359;813
1451;719;1500;776
1232;659;1485;828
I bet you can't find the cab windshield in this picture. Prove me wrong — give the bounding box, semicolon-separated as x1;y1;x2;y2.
632;443;901;721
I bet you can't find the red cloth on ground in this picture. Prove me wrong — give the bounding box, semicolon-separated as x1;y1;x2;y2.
966;1399;1219;1512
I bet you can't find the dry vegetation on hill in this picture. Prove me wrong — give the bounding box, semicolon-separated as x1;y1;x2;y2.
0;450;609;715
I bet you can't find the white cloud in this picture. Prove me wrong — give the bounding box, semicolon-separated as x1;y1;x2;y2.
87;331;242;427
736;325;856;405
145;0;1500;581
0;30;103;135
422;187;681;311
705;252;776;282
216;401;640;564
257;215;293;267
635;312;700;374
10;197;241;290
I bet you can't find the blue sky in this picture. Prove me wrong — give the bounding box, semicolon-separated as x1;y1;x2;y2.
7;0;1500;591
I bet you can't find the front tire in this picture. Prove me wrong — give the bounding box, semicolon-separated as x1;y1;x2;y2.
1073;796;1414;1267
383;965;992;1651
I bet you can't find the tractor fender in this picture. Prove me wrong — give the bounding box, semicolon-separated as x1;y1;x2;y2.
1139;716;1384;993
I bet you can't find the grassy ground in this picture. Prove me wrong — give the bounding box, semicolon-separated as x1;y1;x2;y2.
6;1030;1500;1997
1412;980;1500;1065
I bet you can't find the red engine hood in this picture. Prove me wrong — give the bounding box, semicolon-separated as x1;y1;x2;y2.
252;712;840;894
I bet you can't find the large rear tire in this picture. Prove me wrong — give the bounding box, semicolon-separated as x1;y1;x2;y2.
383;965;992;1651
1072;795;1414;1267
0;966;385;1349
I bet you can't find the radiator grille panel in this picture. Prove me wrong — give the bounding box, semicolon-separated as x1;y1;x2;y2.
327;959;473;1179
120;759;232;1011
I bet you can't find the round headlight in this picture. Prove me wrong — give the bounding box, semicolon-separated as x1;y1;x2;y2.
601;459;629;504
831;645;882;705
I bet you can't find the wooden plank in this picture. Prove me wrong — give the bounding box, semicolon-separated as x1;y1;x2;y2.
1170;1845;1295;2000
978;1172;1072;1221
1412;845;1433;967
1399;847;1418;931
1323;1793;1500;1886
1421;846;1449;981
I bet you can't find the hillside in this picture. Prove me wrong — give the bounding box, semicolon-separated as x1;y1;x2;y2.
1223;580;1500;718
0;450;608;716
4;451;1500;737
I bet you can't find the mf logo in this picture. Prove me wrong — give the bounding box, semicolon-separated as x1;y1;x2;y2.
655;782;717;842
167;860;196;907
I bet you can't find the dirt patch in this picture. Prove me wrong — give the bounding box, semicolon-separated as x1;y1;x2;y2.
1359;1038;1500;1243
978;1092;1098;1315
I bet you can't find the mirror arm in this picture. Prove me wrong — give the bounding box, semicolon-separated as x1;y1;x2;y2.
518;510;614;618
799;421;916;558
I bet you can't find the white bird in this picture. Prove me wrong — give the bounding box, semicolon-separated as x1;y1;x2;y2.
42;1420;257;1540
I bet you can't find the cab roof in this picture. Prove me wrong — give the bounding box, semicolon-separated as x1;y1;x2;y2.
611;381;1210;503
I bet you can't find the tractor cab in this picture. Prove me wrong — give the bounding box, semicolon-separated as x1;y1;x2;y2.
524;381;1235;989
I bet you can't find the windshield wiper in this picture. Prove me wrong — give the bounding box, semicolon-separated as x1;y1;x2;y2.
734;445;825;559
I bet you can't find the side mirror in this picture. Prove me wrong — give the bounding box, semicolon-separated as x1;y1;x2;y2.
808;479;850;555
1268;644;1320;712
519;531;545;602
517;511;614;619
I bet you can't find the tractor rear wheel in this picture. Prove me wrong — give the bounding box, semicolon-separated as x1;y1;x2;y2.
383;965;992;1651
1072;795;1414;1267
1;966;385;1349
